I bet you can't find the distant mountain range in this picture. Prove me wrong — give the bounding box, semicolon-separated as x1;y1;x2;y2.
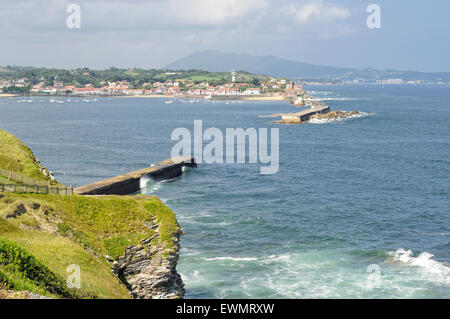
165;50;450;83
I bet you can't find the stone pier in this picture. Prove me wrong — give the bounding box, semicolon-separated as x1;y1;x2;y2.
280;105;331;123
74;157;196;195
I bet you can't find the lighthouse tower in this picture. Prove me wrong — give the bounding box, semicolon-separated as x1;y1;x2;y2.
231;71;236;83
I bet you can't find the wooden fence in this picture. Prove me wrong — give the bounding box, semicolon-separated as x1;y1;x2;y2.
0;168;73;195
0;183;73;195
0;168;54;186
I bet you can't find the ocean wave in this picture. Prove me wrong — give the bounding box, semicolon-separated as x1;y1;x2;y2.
309;112;374;124
140;166;194;193
307;91;334;95
263;254;292;263
140;176;161;193
203;256;259;262
387;248;450;285
315;97;363;101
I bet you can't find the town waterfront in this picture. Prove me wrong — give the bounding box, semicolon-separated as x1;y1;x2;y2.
0;84;449;298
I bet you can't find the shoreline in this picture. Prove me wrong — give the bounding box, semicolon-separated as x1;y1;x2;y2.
0;93;287;102
119;94;286;101
0;128;186;299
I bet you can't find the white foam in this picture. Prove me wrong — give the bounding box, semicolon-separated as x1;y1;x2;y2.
211;222;232;226
264;254;291;263
316;97;362;101
139;175;151;189
307;91;334;95
203;256;258;262
140;176;161;193
388;248;450;285
309;112;373;124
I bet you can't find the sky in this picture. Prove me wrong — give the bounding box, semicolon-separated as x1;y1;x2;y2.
0;0;449;72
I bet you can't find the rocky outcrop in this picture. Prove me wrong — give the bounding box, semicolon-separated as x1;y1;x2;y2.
0;287;51;299
310;110;363;121
112;223;185;299
28;148;56;181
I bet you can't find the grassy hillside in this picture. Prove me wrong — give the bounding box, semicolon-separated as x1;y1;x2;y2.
0;193;181;299
0;130;182;299
0;129;57;185
0;65;275;88
164;50;350;78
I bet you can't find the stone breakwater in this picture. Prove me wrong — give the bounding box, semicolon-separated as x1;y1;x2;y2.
112;218;185;299
73;157;195;299
262;89;366;124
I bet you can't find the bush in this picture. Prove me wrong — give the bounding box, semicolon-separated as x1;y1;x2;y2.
0;238;83;298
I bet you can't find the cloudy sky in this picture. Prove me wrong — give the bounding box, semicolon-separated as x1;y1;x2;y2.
0;0;449;72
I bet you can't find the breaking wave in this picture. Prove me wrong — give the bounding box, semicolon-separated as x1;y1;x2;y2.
315;97;365;101
203;256;259;262
387;248;450;285
309;112;374;124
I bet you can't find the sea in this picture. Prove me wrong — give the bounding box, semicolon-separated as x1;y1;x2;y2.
0;84;449;298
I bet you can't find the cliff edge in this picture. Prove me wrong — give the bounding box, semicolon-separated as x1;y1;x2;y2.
0;129;184;299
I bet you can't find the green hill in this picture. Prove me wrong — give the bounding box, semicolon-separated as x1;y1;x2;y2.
0;129;183;299
165;50;450;82
0;130;57;185
164;50;351;78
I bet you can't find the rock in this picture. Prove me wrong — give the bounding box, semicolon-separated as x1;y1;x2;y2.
310;110;363;121
112;225;185;299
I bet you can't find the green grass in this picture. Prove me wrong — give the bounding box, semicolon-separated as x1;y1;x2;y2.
0;237;89;298
124;71;140;77
144;200;180;252
0;217;129;298
0;176;21;184
0;193;181;298
0;129;182;298
0;129;58;185
0;194;180;258
184;71;271;83
186;74;226;82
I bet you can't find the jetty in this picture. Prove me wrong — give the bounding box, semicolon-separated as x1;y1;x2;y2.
269;105;331;124
74;157;196;195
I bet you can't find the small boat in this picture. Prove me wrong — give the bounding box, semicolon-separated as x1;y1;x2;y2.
165;100;174;104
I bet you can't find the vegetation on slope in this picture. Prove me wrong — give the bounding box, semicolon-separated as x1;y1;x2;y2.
0;129;57;185
0;130;182;299
0;237;90;298
0;193;181;298
0;66;273;89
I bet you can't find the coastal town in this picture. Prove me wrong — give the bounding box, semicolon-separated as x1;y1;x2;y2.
0;70;305;100
0;67;368;124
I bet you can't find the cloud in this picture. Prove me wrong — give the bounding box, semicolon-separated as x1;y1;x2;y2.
80;0;270;29
0;0;357;68
292;0;350;25
169;0;269;25
0;0;269;33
